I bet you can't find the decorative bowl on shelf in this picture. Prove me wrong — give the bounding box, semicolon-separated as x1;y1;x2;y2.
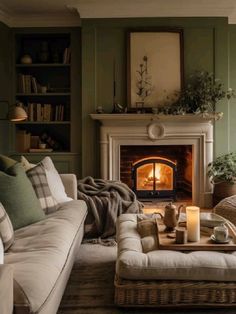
20;54;32;64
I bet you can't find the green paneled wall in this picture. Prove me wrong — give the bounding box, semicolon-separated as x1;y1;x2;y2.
81;17;233;177
0;18;236;178
229;25;236;153
0;22;12;154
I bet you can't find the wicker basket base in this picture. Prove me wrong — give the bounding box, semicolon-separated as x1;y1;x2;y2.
114;276;236;307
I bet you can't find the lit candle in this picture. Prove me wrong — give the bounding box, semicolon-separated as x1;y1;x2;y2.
186;206;200;242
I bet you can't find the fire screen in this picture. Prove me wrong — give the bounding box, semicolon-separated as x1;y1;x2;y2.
132;157;177;199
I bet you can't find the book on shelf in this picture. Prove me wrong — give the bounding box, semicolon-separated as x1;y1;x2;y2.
63;47;71;64
23;102;66;122
55;104;64;121
17;74;25;93
43;104;52;121
27;102;34;121
36;103;42;121
18;74;39;93
31;76;38;93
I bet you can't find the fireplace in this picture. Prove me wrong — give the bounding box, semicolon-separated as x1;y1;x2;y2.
132;157;177;199
90;113;214;207
120;145;192;201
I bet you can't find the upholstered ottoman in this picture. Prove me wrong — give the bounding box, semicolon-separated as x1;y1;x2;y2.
115;213;236;308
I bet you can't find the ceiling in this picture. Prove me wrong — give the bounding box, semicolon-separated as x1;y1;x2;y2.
0;0;236;27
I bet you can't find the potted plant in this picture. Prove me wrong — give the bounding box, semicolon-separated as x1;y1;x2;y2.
207;152;236;205
157;71;235;116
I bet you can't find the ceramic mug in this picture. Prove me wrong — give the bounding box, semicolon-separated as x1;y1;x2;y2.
213;225;228;242
39;143;46;149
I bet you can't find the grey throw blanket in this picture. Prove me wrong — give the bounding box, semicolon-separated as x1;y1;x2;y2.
77;176;143;242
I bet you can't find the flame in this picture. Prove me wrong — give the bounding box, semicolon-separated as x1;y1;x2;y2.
139;161;174;190
147;164;161;183
155;164;161;181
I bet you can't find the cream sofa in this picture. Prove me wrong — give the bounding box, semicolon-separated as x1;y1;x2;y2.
1;174;87;314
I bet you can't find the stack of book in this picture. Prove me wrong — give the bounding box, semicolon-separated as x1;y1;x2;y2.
18;74;39;93
26;103;65;121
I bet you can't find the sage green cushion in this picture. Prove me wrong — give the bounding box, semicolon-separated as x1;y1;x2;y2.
0;155;45;230
0;155;16;172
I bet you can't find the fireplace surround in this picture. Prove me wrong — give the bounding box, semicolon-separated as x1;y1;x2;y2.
90;113;214;207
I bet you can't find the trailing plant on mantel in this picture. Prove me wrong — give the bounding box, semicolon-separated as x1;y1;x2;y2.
157;71;235;117
207;152;236;184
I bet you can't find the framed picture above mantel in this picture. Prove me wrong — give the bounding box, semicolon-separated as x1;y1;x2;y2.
127;28;184;110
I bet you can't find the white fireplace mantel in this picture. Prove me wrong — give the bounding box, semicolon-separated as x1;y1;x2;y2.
91;113;215;207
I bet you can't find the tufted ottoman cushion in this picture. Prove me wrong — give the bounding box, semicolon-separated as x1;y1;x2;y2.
115;213;236;307
116;213;236;282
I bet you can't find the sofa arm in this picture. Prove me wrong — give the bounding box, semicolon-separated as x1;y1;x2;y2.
60;174;77;200
0;264;13;314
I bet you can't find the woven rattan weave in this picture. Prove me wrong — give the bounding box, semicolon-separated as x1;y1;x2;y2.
114;276;236;307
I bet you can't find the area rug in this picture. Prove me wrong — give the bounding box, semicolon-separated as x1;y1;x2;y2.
58;244;236;314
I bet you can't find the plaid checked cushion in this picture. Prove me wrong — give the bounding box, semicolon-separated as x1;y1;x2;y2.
0;202;14;251
26;164;59;214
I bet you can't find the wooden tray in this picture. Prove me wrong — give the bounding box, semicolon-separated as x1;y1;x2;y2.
156;220;236;251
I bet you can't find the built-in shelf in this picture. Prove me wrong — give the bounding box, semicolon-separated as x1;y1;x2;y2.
12;152;78;156
12;151;71;156
16;93;71;96
16;63;70;67
13;121;70;125
11;28;81;176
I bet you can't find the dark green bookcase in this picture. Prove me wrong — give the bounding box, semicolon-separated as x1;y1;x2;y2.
10;27;81;176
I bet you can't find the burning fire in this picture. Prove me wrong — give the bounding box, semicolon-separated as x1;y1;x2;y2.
147;164;161;183
144;164;161;186
142;163;173;190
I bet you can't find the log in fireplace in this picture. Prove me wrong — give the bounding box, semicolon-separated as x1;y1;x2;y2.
132;157;177;199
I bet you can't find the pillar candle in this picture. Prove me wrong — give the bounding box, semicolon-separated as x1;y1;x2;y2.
186;206;200;242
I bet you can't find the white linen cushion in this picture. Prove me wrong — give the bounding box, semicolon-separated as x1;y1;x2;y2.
41;156;73;203
21;156;73;203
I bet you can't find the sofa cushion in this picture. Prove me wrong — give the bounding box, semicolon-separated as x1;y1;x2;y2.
5;200;87;313
0;155;16;171
0;238;3;264
21;155;73;203
41;156;73;203
27;163;59;214
0;202;14;251
116;214;236;282
0;155;45;230
20;155;36;171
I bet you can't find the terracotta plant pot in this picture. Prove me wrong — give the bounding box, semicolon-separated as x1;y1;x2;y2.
213;182;236;206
